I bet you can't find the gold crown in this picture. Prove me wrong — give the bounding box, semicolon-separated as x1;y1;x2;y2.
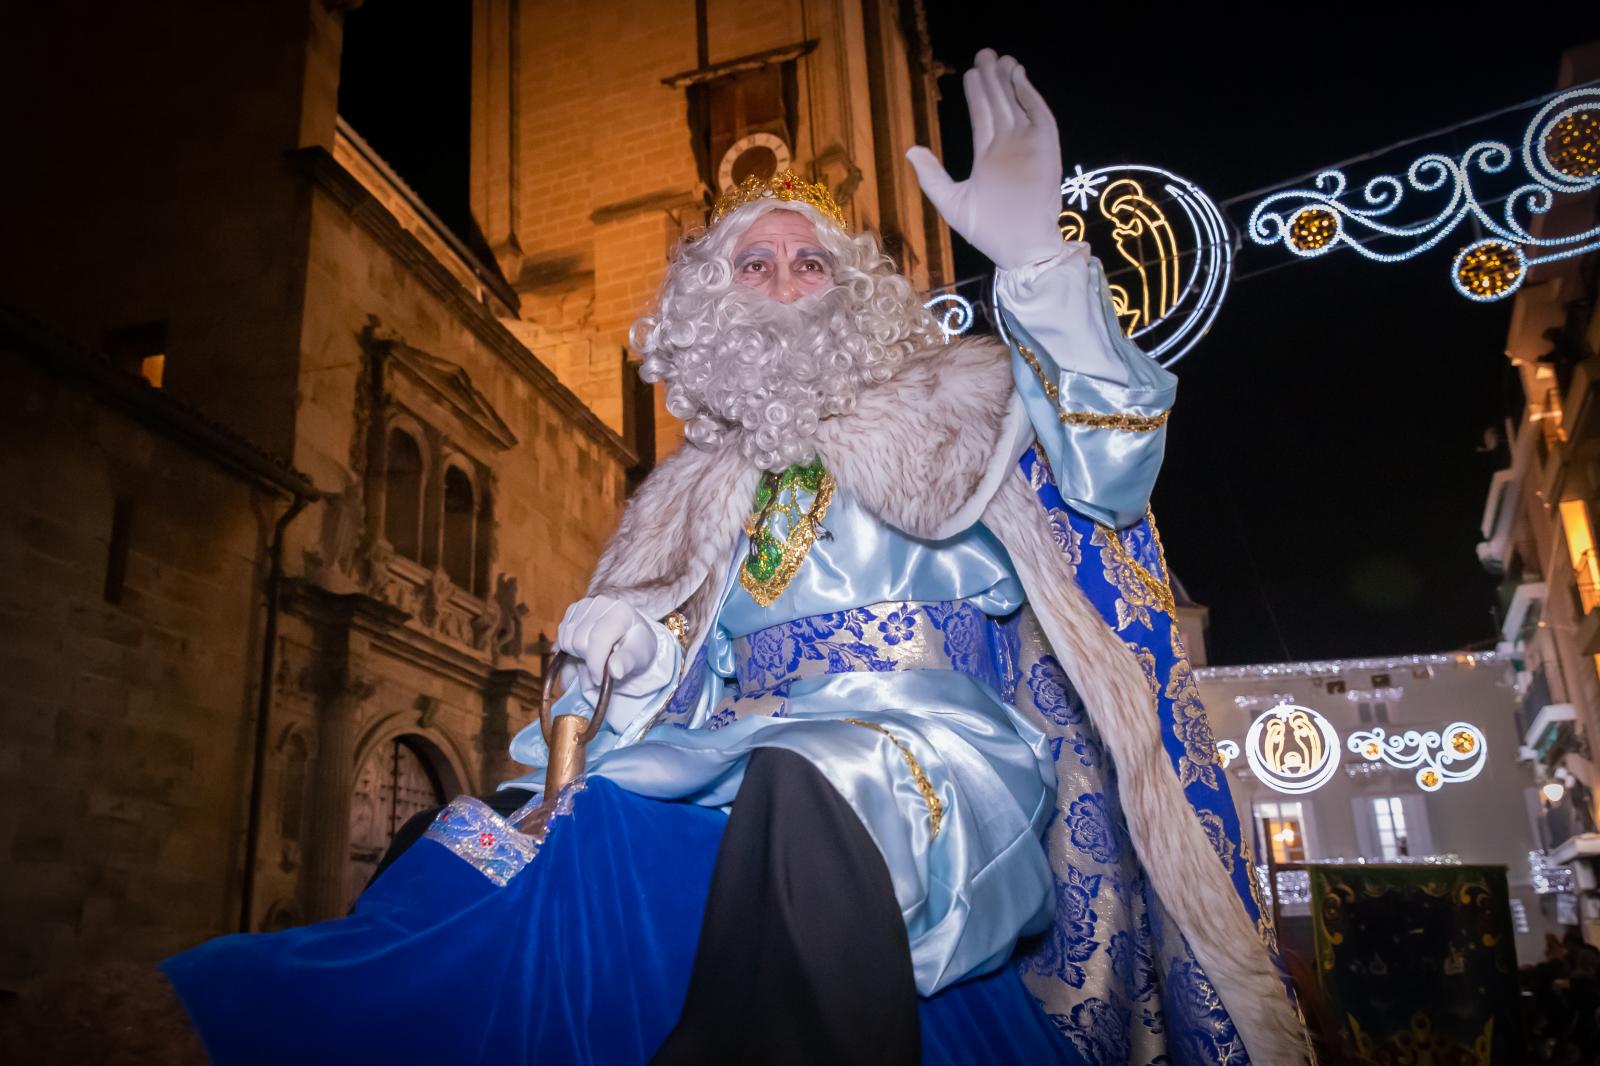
711;170;847;230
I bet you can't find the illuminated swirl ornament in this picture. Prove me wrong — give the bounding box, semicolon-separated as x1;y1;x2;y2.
1215;739;1240;769
1244;703;1341;795
922;293;974;341
993;163;1233;368
1346;722;1487;792
1248;86;1600;301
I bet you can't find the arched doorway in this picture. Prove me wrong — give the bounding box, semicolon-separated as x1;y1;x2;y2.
347;734;449;907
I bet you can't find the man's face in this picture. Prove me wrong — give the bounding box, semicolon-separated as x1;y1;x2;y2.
730;210;833;304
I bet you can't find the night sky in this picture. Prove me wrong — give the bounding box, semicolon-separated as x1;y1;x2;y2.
341;5;1600;665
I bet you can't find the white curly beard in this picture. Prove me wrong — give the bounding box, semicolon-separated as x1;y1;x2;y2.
642;284;905;471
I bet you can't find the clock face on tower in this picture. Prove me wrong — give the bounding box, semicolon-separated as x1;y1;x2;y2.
717;132;792;192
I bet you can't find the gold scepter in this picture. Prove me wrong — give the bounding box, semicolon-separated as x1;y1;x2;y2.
517;647;613;838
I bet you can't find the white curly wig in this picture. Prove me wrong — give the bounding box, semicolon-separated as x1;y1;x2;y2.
631;200;944;470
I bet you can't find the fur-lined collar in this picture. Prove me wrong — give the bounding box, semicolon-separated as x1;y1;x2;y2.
589;333;1020;618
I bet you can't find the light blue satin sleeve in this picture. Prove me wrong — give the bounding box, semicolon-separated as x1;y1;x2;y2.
1001;257;1177;530
718;488;1024;639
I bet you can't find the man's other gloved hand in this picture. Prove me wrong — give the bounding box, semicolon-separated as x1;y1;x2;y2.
556;595;661;692
905;48;1063;271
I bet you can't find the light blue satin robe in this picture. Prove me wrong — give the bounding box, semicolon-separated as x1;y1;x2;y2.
505;253;1177;995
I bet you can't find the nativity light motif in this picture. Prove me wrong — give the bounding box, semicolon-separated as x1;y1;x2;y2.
1229;702;1488;795
1247;86;1600;302
1243;703;1341;795
930;164;1233;362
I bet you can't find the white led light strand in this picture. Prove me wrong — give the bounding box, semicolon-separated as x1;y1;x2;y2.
922;293;975;341
1247;87;1600;301
1194;650;1496;683
1346;722;1488;792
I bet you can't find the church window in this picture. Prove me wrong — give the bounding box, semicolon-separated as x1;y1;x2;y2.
384;427;425;561
442;464;477;593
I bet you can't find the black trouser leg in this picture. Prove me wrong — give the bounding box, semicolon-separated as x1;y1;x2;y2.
651;747;920;1066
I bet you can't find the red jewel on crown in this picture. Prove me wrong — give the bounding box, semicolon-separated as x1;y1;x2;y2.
478;832;495;847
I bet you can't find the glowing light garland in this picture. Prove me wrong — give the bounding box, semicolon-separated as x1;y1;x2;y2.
991;163;1233;368
1243;703;1341;795
923;293;975;341
1248;87;1600;301
1346;722;1488;792
1195;650;1496;682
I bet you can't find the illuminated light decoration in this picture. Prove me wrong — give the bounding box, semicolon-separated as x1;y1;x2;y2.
1453;239;1526;302
1062;163;1109;210
1287;207;1339;253
994;163;1233;368
922;293;975;341
1244;702;1341;795
1216;739;1240;768
1547;109;1600;178
1530;849;1575;894
1345;686;1404;703
1346;722;1488;792
1248;86;1600;301
1195;650;1496;682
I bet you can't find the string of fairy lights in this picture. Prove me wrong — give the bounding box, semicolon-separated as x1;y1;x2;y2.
925;81;1600;347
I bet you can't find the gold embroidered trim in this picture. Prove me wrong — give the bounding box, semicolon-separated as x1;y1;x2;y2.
1061;409;1170;432
1016;342;1060;403
739;472;836;608
1016;342;1170;432
1095;509;1178;618
841;718;944;840
661;611;691;650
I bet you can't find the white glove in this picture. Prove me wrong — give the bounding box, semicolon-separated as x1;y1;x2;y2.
905;49;1063;271
556;595;661;692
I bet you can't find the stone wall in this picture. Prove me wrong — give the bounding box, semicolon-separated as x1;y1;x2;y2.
0;353;271;985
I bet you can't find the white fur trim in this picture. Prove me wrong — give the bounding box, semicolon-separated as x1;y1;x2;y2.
816;334;1017;540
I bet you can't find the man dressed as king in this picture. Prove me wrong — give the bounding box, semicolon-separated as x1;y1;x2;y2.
18;49;1306;1066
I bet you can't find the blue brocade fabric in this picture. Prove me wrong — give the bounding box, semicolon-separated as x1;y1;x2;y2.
162;776;1088;1066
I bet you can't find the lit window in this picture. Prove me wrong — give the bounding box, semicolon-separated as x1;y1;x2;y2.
1372;796;1409;860
138;354;165;388
1254;800;1307;863
1559;499;1600;613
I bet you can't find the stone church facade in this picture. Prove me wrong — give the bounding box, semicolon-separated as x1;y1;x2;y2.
0;0;946;989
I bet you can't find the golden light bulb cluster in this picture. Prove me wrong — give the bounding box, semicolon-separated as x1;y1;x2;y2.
1455;241;1522;299
1546;109;1600;179
1287;208;1337;252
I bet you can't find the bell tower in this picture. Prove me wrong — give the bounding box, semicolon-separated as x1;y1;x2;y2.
469;0;952;464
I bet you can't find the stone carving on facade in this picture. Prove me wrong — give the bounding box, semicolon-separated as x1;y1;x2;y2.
305;480;366;593
491;574;527;659
814;144;864;206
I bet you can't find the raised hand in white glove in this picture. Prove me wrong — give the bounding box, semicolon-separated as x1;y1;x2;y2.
556;594;662;693
905;49;1063;271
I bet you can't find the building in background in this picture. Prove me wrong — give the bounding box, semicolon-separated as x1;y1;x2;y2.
0;0;947;990
1473;44;1600;945
470;0;951;459
1195;652;1556;963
